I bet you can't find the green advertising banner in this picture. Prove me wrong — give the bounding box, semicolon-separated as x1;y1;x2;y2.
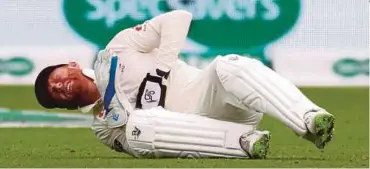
332;58;369;78
63;0;301;67
0;57;34;77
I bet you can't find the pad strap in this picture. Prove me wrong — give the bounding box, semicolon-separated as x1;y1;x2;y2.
135;73;167;109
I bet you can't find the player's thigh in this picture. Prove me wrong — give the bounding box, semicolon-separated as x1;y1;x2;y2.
167;57;263;126
165;60;220;114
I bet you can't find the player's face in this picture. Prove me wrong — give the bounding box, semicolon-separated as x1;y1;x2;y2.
47;62;84;103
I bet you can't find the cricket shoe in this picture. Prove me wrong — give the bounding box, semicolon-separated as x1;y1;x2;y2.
239;130;271;159
304;109;335;149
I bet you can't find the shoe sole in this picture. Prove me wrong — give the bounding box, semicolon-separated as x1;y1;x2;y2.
251;132;271;159
314;114;335;149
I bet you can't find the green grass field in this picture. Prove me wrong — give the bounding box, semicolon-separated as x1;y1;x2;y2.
0;86;368;168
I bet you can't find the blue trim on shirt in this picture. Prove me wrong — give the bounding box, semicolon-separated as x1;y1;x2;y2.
103;56;118;116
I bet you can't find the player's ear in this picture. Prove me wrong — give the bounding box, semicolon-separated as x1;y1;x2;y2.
68;62;80;69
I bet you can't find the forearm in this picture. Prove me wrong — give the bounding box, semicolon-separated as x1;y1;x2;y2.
149;10;193;71
93;120;133;154
105;10;192;65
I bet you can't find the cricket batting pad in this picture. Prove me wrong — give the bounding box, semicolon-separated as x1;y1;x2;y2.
216;55;321;136
125;107;253;158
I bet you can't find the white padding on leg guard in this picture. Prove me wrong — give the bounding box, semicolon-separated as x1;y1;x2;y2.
216;55;320;135
125;107;253;158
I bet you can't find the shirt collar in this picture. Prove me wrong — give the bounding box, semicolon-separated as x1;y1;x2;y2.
82;68;96;81
78;68;97;113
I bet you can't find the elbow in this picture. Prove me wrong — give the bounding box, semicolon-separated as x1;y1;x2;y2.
171;10;193;21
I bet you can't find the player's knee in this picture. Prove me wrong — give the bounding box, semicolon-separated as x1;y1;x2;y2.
218;54;264;73
216;55;258;81
215;55;251;99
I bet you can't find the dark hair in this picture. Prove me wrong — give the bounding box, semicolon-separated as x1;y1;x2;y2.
34;64;78;110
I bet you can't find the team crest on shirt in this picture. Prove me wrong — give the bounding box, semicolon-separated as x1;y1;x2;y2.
133;23;147;32
98;110;106;119
134;25;142;31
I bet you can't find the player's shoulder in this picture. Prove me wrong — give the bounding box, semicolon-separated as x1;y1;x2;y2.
116;21;151;35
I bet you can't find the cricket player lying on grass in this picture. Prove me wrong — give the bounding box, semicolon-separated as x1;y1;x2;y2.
34;10;335;159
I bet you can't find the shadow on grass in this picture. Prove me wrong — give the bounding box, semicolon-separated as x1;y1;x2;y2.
266;157;325;161
51;155;325;161
52;156;132;160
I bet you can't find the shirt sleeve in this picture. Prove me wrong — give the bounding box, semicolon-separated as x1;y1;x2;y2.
106;10;193;72
92;115;130;154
